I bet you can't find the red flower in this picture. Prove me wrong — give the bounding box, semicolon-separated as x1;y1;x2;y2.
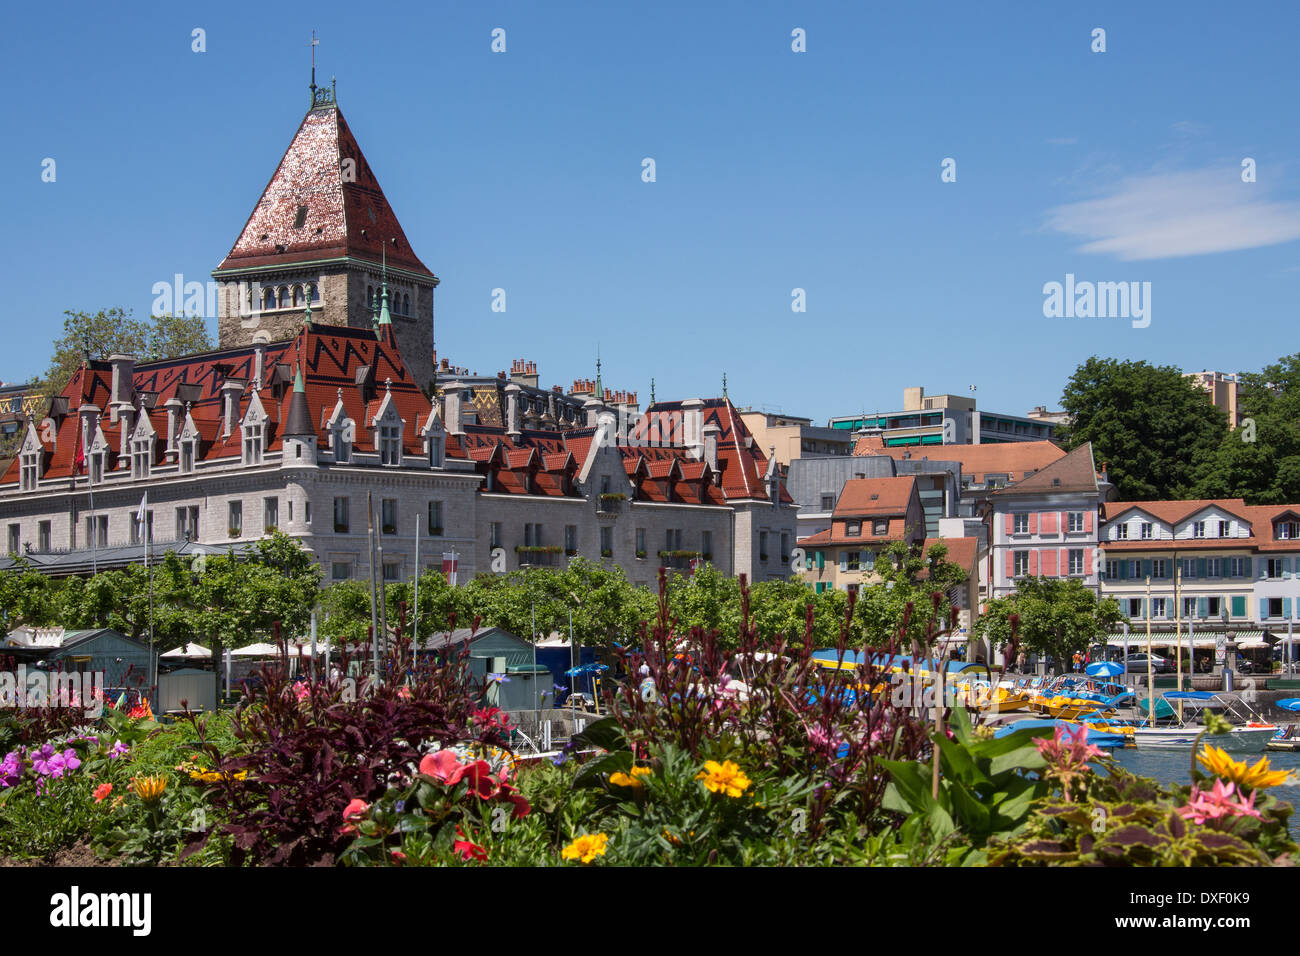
453;826;488;862
390;849;407;863
497;781;532;818
460;761;497;799
340;798;369;836
473;707;513;731
93;783;113;803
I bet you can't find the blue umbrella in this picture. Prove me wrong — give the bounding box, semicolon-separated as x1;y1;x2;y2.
564;663;609;677
1086;661;1124;678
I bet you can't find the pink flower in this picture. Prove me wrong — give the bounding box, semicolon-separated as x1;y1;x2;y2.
340;798;369;835
292;681;310;702
1034;723;1105;768
390;849;407;863
1178;779;1264;826
419;749;467;784
397;685;412;700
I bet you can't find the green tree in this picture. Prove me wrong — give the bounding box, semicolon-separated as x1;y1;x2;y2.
853;540;971;650
1192;353;1300;504
1058;356;1227;499
32;308;213;404
0;563;62;630
974;577;1122;672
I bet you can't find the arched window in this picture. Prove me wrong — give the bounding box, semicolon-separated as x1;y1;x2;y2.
307;283;318;302
367;285;375;310
263;288;276;310
293;286;303;307
403;294;410;315
277;287;289;308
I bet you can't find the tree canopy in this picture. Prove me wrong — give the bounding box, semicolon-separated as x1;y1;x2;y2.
974;577;1122;670
32;308;213;404
1190;352;1300;504
1058;356;1227;500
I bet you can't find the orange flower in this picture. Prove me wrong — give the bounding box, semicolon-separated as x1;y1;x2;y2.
93;783;113;803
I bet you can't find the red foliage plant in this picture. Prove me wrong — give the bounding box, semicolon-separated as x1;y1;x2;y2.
602;571;937;835
181;619;510;866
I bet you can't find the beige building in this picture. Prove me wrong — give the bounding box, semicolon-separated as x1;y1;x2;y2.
1184;371;1241;428
738;409;852;468
795;476;925;593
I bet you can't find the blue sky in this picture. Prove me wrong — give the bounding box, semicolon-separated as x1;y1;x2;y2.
4;1;1299;424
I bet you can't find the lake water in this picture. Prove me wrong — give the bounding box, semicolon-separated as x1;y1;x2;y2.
1112;746;1300;838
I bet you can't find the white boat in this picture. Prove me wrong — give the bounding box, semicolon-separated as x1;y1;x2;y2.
1130;726;1277;753
1132;691;1278;753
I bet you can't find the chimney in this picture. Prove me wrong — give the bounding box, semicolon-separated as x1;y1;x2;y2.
510;359;539;389
163;397;184;454
703;421;720;472
108;354;136;423
221;379;245;439
681;398;705;458
903;386;924;412
253;344;265;390
583;397;604;428
443;381;466;436
118;404;135;459
78;404;101;461
505;382;522;438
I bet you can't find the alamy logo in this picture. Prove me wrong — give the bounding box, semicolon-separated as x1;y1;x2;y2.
0;668;105;718
1042;274;1150;328
49;887;151;936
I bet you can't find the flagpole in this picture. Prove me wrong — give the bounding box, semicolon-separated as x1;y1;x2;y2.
413;514;420;661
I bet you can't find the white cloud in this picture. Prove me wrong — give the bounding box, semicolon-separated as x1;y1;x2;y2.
1044;168;1300;260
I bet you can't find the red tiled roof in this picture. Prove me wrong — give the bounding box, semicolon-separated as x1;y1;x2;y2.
1101;499;1253;526
1;323;433;485
215;105;433;278
1095;498;1300;553
923;536;979;571
833;476;917;517
991;442;1099;496
855;438;1065;484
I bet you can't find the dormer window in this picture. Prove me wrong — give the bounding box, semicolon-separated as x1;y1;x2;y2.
131;436;152;479
242;423;264;465
379;423;401;466
428;435;444;468
19;450;38;491
180;438;196;474
89;450;104;484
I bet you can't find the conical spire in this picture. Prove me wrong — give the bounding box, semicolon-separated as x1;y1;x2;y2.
282;364;314;438
377;247;392;339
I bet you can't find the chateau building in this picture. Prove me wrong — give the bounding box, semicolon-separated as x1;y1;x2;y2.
212;84;439;393
1;88;797;591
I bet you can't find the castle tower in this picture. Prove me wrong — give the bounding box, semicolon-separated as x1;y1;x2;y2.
212;83;438;390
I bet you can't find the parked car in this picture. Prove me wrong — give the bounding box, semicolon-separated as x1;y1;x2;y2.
1122;653;1173;674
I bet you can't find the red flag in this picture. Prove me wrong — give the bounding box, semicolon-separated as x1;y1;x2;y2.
72;416;85;474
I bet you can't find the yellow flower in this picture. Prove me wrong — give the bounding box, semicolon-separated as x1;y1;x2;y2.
561;833;609;864
130;775;167;803
1197;746;1291;790
696;760;751;798
609;766;653;789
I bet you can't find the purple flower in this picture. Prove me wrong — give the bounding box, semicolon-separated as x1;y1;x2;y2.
60;749;81;774
395;799;407;813
551;752;569;767
107;740;129;760
32;750;56;776
1;751;22;788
